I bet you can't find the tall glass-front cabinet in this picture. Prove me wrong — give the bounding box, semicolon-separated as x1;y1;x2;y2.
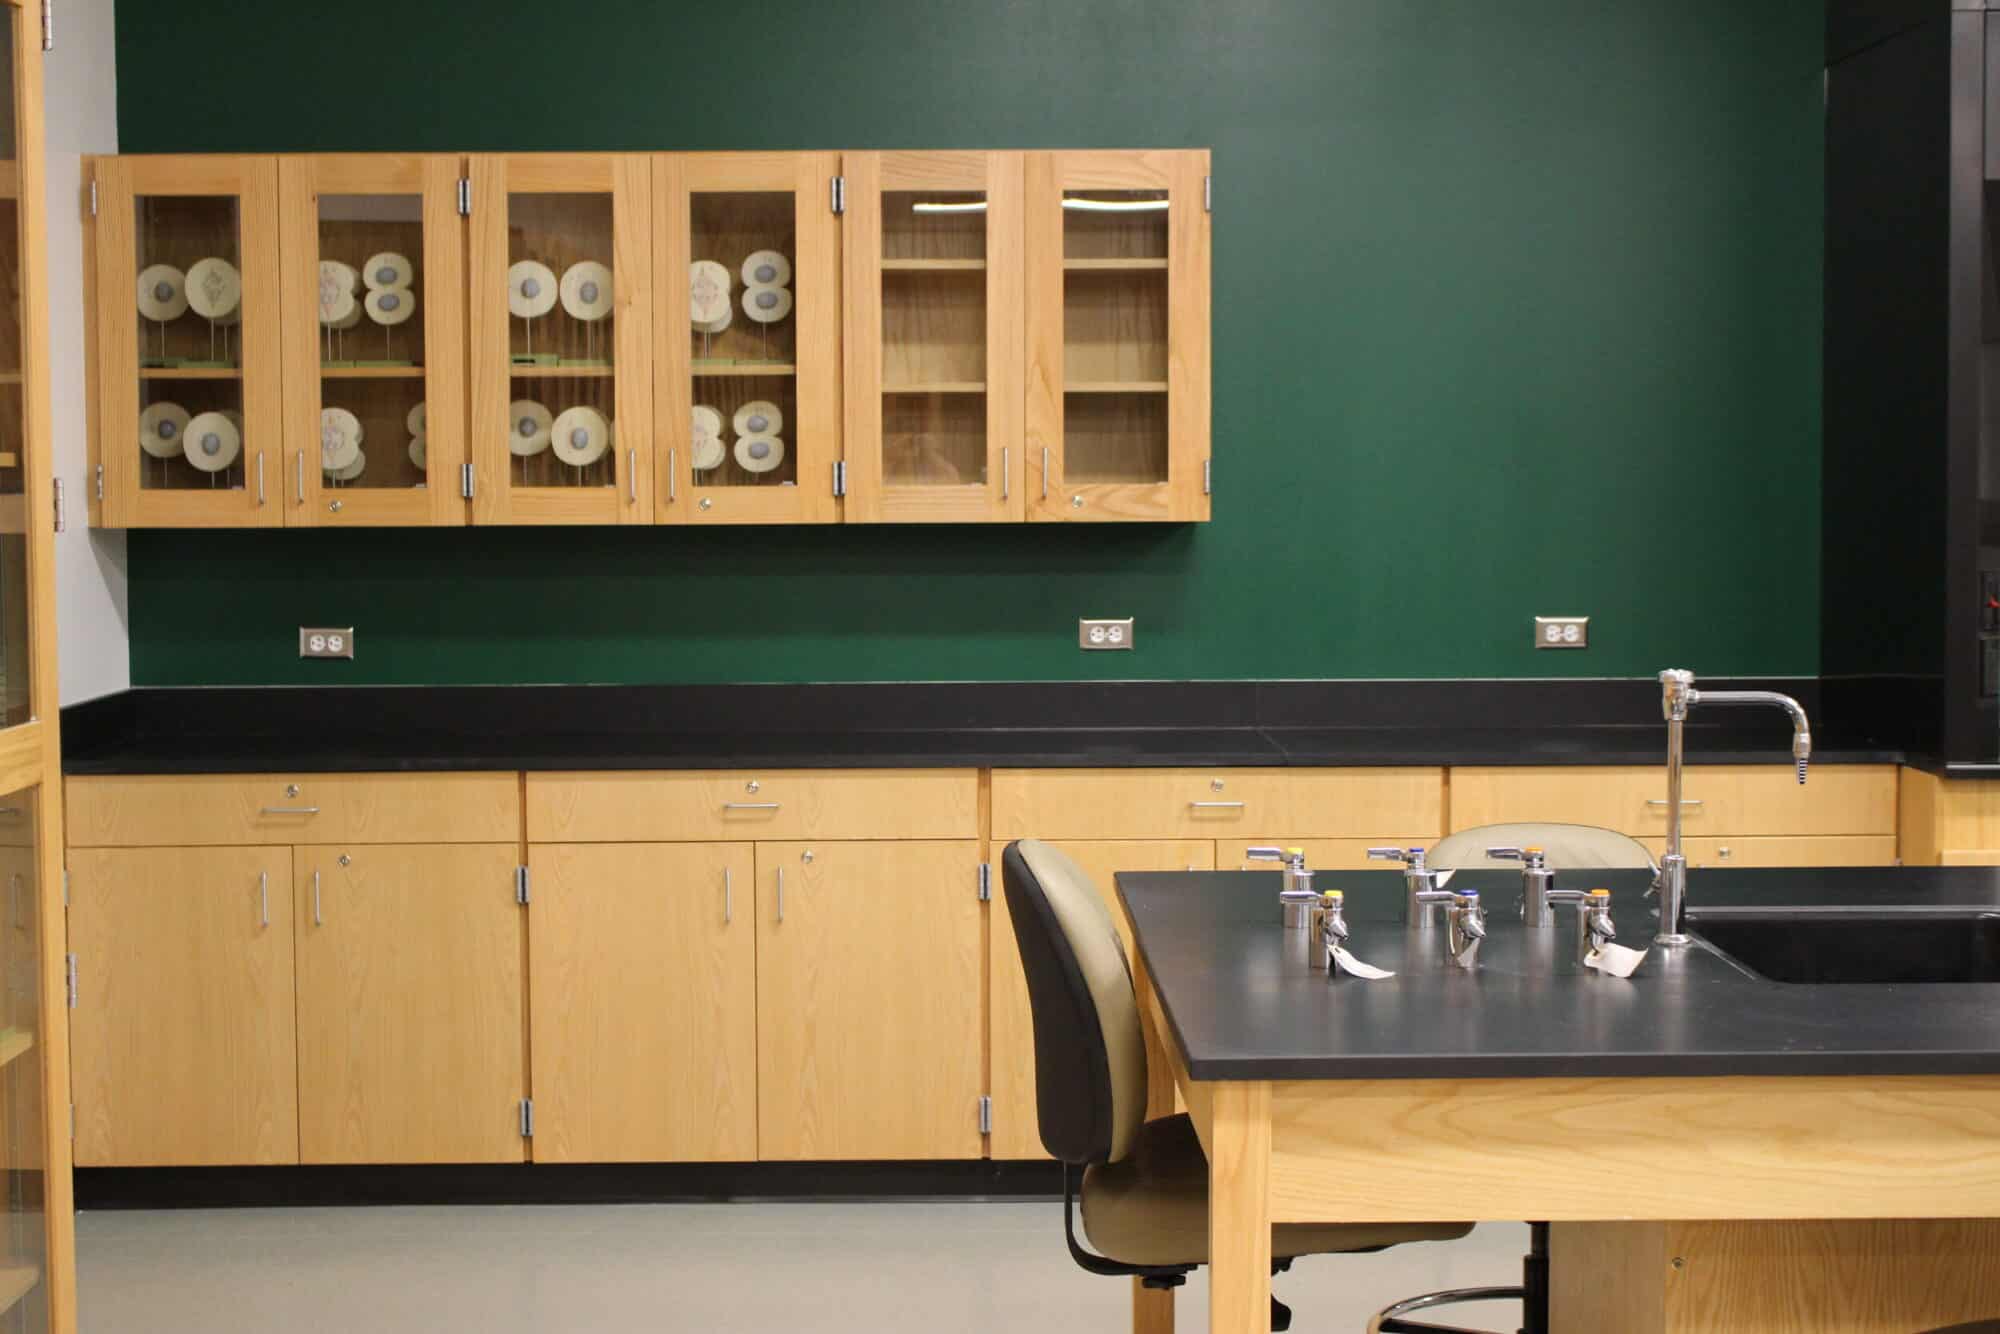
0;2;76;1330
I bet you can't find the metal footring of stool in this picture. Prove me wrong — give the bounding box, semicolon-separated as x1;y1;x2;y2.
1368;1285;1526;1334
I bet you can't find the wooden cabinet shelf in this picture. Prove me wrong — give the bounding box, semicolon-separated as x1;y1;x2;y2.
885;381;987;394
0;1264;39;1319
1066;380;1168;393
319;365;425;380
1063;257;1168;271
136;367;241;380
881;258;986;271
0;1029;31;1073
506;363;619;379
691;362;797;377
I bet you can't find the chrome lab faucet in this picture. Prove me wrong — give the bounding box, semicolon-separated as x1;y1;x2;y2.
1654;669;1812;945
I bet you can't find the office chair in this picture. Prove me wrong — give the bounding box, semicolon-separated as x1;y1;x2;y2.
1002;837;1508;1332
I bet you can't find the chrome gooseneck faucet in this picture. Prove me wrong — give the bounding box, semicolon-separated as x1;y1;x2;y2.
1655;668;1812;946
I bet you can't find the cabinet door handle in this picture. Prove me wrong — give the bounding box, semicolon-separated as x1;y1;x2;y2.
776;866;785;923
724;867;733;924
296;450;304;505
1645;799;1705;808
668;449;677;504
627;449;637;503
313;869;322;926
1040;445;1050;500
259;806;321;816
724;802;781;811
1001;446;1010;500
256;453;266;506
1187;800;1246;810
259;870;269;929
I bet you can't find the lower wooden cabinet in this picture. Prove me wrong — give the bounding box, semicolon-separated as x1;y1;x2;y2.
989;839;1212;1162
527;842;756;1162
756;840;984;1161
294;844;525;1164
68;846;298;1167
1638;836;1899;869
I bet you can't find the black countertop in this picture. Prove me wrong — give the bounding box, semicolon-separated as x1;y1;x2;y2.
58;680;1905;775
1116;866;2000;1082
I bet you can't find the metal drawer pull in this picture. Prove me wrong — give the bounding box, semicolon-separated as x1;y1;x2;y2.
777;866;785;923
260;805;321;815
668;449;677;503
296;450;304;504
313;869;322;926
724;867;733;924
1645;799;1705;808
1040;445;1050;500
1001;446;1010;500
1188;800;1246;809
257;453;266;505
723;802;781;811
259;871;269;928
627;449;637;503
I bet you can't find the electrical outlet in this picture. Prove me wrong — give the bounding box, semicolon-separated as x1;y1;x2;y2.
1534;616;1589;650
299;627;355;660
1079;618;1134;651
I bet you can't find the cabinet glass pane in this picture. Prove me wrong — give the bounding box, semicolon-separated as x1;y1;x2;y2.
0;788;48;1334
881;191;986;487
503;194;618;491
689;190;797;489
315;194;427;492
1062;189;1169;485
0;14;27;726
133;192;246;496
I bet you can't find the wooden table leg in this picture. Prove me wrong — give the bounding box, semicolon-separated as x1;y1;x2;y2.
1132;951;1178;1334
1208;1081;1272;1334
1132;1278;1175;1334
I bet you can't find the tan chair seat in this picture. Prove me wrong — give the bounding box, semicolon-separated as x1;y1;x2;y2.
1081;1115;1473;1266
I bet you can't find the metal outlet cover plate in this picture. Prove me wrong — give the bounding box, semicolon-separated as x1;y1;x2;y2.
1079;618;1135;650
1534;616;1589;649
299;627;355;660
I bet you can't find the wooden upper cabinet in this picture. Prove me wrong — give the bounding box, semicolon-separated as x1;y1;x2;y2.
89;154;283;528
1026;150;1210;522
842;151;1024;522
277;155;467;527
656;153;840;525
467;153;653;525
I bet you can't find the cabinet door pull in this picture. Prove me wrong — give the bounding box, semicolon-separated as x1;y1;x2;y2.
1001;446;1010;500
313;869;322;926
724;801;781;811
295;450;304;504
1040;445;1050;500
259;805;321;815
259;870;269;929
1187;800;1246;810
1645;798;1705;808
627;449;637;503
724;867;733;924
777;866;785;923
257;453;266;506
668;449;677;503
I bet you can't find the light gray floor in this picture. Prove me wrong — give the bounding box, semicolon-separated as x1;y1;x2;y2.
75;1203;1527;1333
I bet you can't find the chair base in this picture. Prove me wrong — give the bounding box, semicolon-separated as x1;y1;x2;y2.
1368;1285;1526;1333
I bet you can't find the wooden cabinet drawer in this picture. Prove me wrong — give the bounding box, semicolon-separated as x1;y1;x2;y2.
990;768;1443;840
1448;765;1897;838
65;772;521;847
1638;835;1899;869
525;769;979;843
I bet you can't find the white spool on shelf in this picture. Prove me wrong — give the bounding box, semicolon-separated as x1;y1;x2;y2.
689;260;731;327
136;264;189;322
406;401;427;439
732;400;783;439
332;449;367;483
332;300;364;331
508;261;558;319
560;262;613;321
364;287;417;326
319;407;363;473
691;405;725;470
740;250;792;289
508;400;553;457
182;411;242;473
318;261;359;320
408;437;428;470
551;406;610;467
363;252;414;291
741;285;792;325
320;286;358;328
697;303;732;336
185;258;242;321
139;402;190;460
733;435;785;474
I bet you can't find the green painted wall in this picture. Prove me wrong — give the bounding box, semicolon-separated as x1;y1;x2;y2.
114;0;1824;686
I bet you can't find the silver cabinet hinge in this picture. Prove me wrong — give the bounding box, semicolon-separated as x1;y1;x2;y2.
62;869;68;906
831;176;846;215
460;462;474;500
977;862;991;902
1204;174;1212;213
978;1095;992;1136
1203;458;1211;496
94;462;104;502
51;478;64;533
515;865;530;906
457;177;471;216
832;459;847;498
64;954;76;1009
519;1098;534;1138
39;0;51;52
67;1103;73;1141
86;178;97;219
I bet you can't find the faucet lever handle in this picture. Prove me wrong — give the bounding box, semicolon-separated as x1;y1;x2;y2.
1367;846;1423;866
1486;846;1525;863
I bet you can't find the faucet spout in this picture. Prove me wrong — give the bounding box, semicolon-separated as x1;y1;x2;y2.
1693;689;1812;783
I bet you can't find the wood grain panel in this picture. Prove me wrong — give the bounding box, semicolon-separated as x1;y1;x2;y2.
1898;766;2000;865
989;839;1210;1160
68;846;297;1166
526;769;977;843
990;768;1443;841
295;843;524;1163
1449;765;1897;837
66;772;520;847
756;840;983;1160
1635;835;1898;868
528;842;756;1162
1549;1221;1666;1334
1265;1074;2000;1224
1207;1081;1272;1334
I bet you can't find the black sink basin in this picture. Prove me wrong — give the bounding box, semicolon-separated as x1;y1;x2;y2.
1690;908;2000;984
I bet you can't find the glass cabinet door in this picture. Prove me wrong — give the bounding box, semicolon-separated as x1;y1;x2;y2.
468;155;652;525
655;153;838;525
90;155;281;528
279;155;465;527
1027;151;1209;522
842;152;1022;523
0;790;46;1334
